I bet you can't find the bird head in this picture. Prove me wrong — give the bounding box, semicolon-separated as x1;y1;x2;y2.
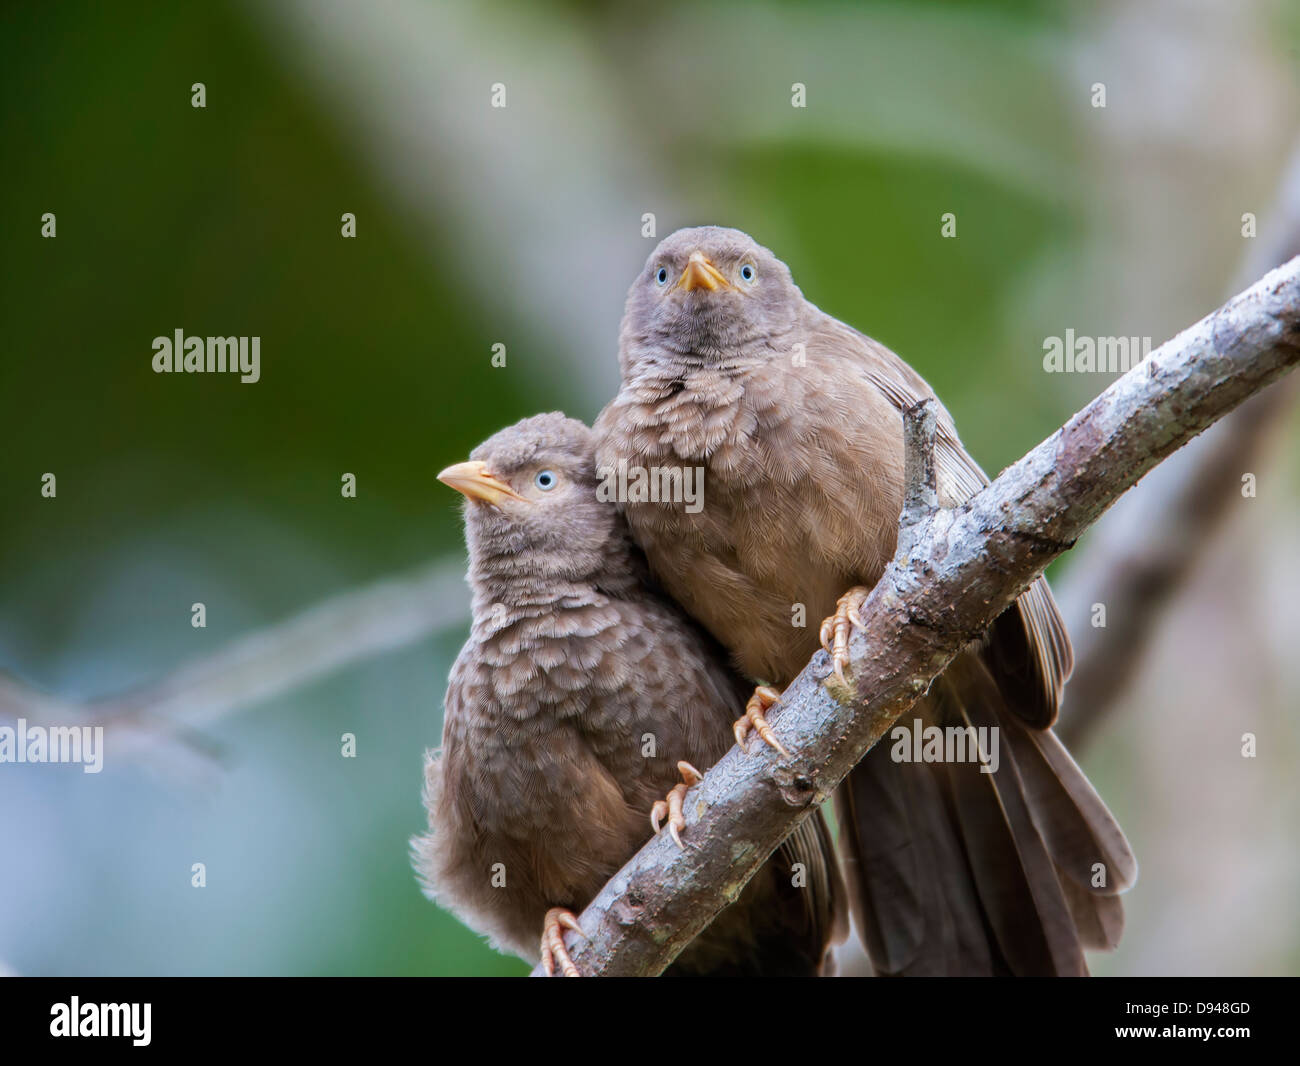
439;413;625;584
621;226;802;366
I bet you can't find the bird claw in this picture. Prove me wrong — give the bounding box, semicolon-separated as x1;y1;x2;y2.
650;761;703;849
540;907;586;977
820;587;871;685
733;685;790;758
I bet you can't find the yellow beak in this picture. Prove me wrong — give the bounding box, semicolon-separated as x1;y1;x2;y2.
679;251;731;292
437;460;527;506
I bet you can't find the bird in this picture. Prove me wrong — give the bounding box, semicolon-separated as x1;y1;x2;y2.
594;225;1138;976
412;412;846;976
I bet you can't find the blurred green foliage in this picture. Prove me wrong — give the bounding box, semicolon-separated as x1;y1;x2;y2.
1;0;545;976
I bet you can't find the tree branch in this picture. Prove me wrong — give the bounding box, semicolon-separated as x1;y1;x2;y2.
0;559;469;766
530;256;1300;977
897;397;938;555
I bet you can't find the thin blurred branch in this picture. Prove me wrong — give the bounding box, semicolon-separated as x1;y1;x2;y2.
1056;143;1300;749
0;560;468;762
532;257;1300;977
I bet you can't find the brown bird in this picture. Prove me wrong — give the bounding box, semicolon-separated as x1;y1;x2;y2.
594;226;1138;976
413;413;845;976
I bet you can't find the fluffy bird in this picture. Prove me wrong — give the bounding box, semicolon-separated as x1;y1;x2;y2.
413;413;845;976
595;226;1138;976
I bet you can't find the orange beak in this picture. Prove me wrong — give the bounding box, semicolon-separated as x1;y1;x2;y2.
437;460;527;506
679;250;731;292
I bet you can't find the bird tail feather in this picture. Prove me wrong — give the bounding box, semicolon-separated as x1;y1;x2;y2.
835;651;1135;976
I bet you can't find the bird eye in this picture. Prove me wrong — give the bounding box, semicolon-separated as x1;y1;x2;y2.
740;263;756;283
655;266;669;286
534;470;558;490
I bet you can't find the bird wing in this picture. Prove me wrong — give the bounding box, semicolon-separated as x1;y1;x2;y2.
809;315;1072;728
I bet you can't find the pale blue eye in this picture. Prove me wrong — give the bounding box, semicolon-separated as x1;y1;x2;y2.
740;263;756;283
655;267;669;285
534;470;557;490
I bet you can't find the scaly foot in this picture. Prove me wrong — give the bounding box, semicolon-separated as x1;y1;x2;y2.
650;761;704;849
540;907;585;977
733;685;790;758
819;586;871;685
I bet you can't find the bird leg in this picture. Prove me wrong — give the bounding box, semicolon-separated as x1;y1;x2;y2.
650;761;704;849
540;907;586;977
733;684;791;758
820;586;871;685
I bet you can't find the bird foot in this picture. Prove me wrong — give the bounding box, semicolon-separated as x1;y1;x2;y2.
650;761;704;849
733;685;790;758
819;587;870;685
540;907;586;977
